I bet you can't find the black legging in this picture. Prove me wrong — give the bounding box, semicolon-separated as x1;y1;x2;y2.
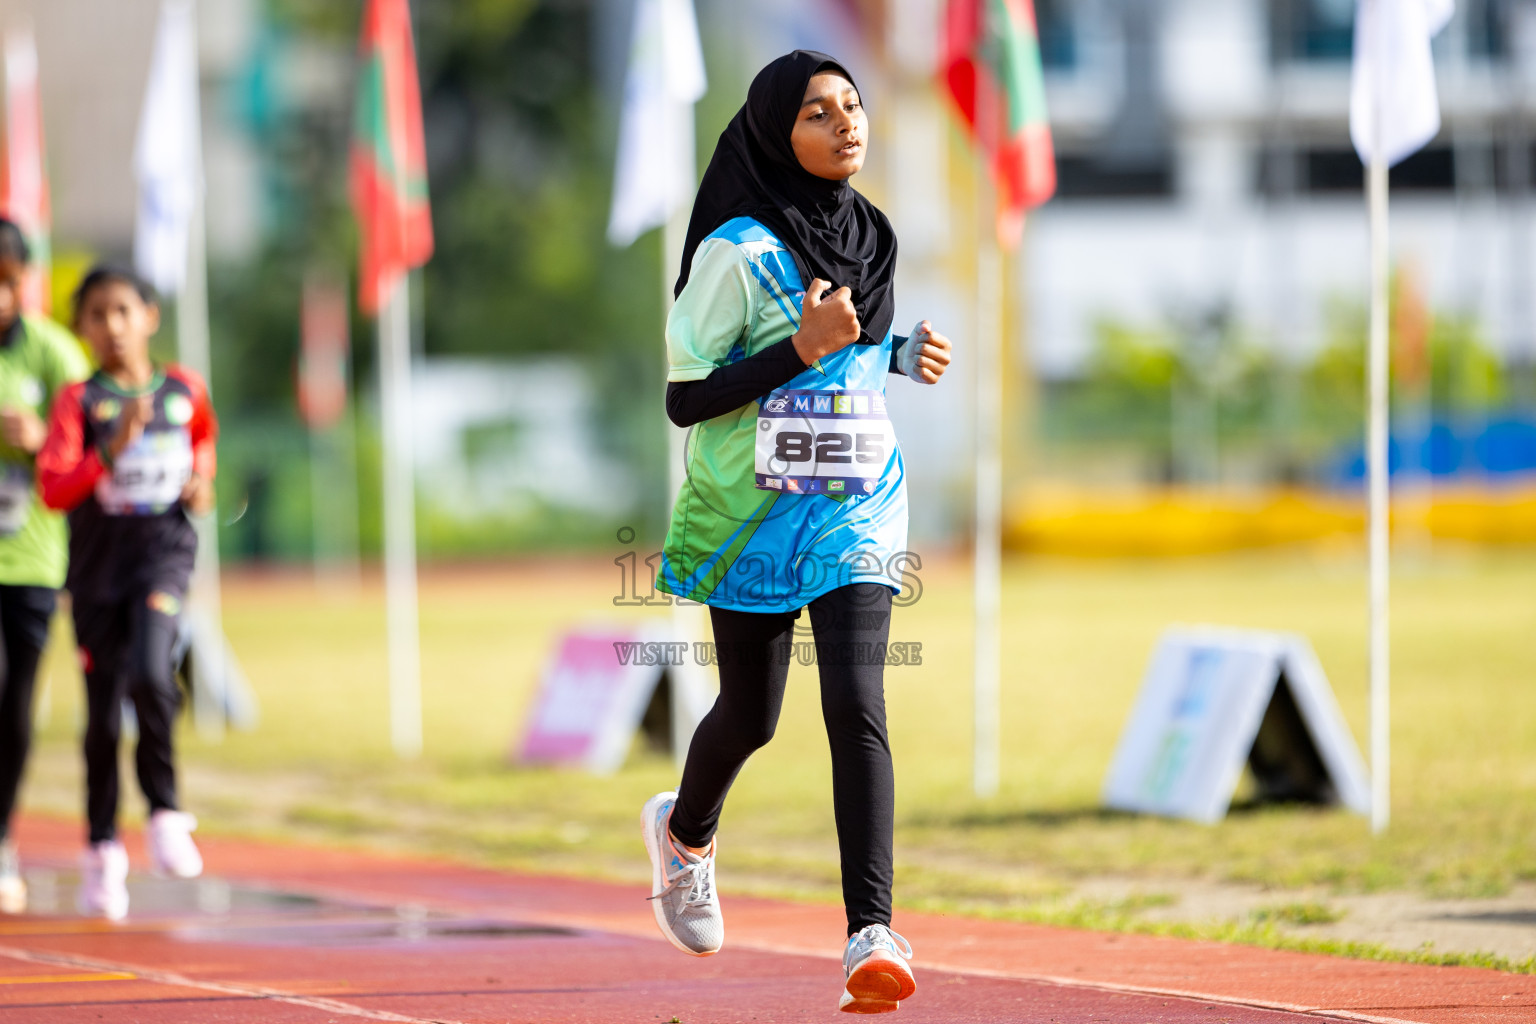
76;591;185;844
670;582;895;935
0;585;59;843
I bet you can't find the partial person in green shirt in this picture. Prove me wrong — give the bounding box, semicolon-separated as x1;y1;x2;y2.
0;217;91;915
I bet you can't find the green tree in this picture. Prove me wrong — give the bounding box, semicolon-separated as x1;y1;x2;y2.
209;0;675;555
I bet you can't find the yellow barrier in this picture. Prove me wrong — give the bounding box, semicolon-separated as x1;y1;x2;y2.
1003;484;1536;555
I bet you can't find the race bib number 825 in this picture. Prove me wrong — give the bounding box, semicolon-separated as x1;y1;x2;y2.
755;388;894;496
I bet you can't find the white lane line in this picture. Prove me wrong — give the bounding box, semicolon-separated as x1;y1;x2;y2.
15;856;1451;1024
0;944;466;1024
202;875;1439;1024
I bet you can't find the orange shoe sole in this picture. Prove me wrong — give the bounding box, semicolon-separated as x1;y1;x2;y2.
838;950;916;1014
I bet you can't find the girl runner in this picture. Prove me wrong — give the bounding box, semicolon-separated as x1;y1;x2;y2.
37;266;216;919
0;219;91;915
641;51;952;1014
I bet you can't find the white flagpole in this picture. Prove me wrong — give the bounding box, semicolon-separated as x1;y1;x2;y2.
663;205;707;769
969;38;1004;798
972;134;1003;798
182;184;228;741
303;269;362;594
171;9;227;741
133;0;241;737
606;0;708;767
311;418;363;593
379;276;422;758
1367;146;1390;835
973;237;1002;799
1348;0;1453;835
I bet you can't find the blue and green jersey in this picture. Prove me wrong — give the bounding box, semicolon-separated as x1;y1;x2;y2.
656;217;908;614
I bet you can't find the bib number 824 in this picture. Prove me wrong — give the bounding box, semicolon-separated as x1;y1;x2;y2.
773;430;884;466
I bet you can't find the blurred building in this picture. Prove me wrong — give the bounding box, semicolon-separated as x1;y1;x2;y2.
1025;0;1536;377
789;0;1536;529
7;0;265;261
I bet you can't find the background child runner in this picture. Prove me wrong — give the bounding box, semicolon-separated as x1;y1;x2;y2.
0;218;91;915
37;265;216;920
641;51;952;1015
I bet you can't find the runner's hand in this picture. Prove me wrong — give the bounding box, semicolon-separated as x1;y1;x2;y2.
0;407;46;453
792;278;861;365
901;321;952;384
108;395;155;461
181;472;214;516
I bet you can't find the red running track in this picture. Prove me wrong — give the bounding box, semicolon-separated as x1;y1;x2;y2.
0;816;1529;1024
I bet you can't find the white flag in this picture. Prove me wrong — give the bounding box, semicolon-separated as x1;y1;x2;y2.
135;0;203;296
607;0;707;247
1350;0;1454;168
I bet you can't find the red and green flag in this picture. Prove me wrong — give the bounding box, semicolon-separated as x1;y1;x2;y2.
350;0;433;316
940;0;1056;248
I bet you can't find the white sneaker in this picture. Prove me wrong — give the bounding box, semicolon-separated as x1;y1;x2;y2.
0;842;25;914
147;810;203;879
79;841;129;920
640;791;723;956
839;924;916;1014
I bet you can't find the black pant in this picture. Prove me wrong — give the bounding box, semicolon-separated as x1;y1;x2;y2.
0;586;59;843
671;583;895;935
76;589;184;844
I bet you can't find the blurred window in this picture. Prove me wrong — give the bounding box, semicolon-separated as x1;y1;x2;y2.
1461;0;1507;59
1053;154;1174;199
1503;140;1536;194
1256;145;1461;194
1035;0;1078;71
1269;0;1355;63
1270;0;1511;64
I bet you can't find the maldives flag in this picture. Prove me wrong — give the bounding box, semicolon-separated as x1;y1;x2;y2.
350;0;433;316
3;30;51;314
940;0;1056;248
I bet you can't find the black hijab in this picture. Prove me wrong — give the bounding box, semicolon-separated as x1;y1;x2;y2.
676;50;897;347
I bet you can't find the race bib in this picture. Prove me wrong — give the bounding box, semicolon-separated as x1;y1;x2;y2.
0;464;32;536
97;428;193;516
755;389;894;495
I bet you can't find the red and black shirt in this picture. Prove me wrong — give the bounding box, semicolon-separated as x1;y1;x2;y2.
37;365;217;604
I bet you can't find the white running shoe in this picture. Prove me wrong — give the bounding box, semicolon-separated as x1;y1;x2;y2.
840;924;916;1014
147;810;203;879
79;840;129;920
640;791;723;956
0;842;25;914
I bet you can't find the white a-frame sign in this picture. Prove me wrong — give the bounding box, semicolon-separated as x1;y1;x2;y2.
517;623;712;775
1103;627;1371;823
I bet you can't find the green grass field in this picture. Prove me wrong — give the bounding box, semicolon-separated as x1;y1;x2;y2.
22;546;1536;967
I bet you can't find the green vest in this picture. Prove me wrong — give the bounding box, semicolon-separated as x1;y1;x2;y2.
0;316;91;588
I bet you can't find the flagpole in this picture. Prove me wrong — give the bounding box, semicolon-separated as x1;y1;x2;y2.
972;73;1002;797
662;204;707;769
663;211;687;536
1348;0;1452;838
603;0;708;768
182;158;228;741
1362;0;1392;834
941;0;1055;801
303;269;361;594
1367;152;1390;835
309;418;363;594
974;229;1002;799
311;417;363;593
379;275;422;759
